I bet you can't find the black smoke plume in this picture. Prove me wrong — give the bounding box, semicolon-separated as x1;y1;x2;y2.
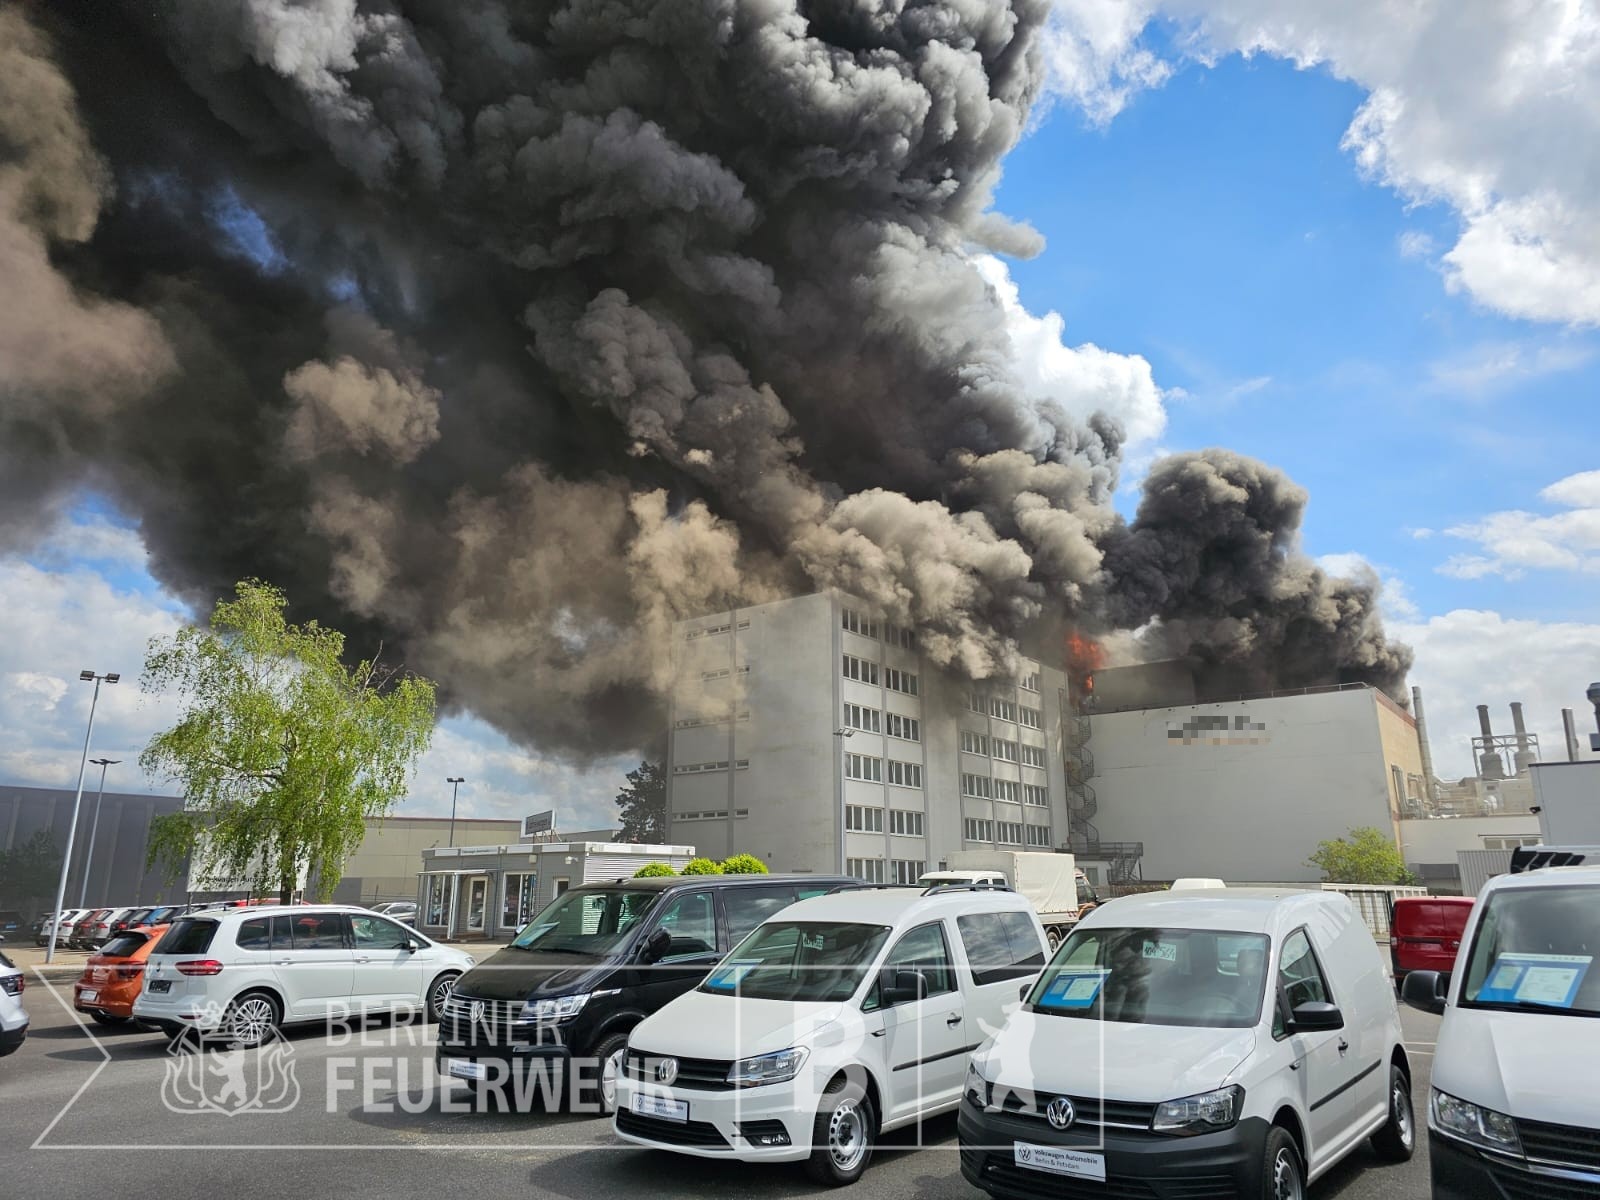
2;1;1408;758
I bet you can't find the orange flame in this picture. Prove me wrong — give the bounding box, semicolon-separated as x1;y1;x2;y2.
1064;631;1105;684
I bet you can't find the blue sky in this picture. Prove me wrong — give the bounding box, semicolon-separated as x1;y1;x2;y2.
5;7;1599;821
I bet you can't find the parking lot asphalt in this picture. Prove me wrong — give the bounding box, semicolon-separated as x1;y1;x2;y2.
0;981;1442;1200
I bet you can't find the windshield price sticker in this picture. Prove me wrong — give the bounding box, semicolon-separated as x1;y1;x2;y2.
705;960;759;990
1142;940;1177;962
1478;953;1592;1009
1039;969;1109;1010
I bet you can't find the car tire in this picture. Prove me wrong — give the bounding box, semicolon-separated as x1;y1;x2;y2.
1370;1064;1416;1162
805;1074;876;1187
425;972;460;1023
222;990;281;1049
1045;927;1063;951
88;1011;130;1027
1260;1126;1305;1200
591;1031;630;1116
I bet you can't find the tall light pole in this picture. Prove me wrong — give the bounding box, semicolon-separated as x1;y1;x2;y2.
78;757;122;907
47;671;119;964
447;777;465;847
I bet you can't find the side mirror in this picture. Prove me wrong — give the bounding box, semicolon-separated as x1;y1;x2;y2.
1401;970;1449;1017
402;938;419;953
1289;1000;1345;1032
1018;981;1034;1004
882;969;928;1006
641;928;673;965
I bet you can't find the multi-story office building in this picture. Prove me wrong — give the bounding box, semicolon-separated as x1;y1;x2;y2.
666;593;1068;881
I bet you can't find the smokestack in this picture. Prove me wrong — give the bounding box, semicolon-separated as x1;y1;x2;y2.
1476;704;1506;781
1563;708;1583;762
1589;683;1600;753
1510;702;1538;774
1412;686;1439;810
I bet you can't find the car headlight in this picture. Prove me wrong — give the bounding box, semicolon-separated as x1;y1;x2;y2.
519;992;590;1022
1431;1090;1522;1154
1152;1085;1244;1135
726;1047;809;1087
964;1061;990;1108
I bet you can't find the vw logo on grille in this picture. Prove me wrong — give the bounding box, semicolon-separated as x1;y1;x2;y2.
655;1058;678;1085
469;1001;486;1025
1045;1096;1076;1131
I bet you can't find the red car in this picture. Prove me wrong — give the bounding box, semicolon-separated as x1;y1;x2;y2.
1390;895;1474;988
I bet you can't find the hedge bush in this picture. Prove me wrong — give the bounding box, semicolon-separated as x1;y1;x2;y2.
719;853;769;875
633;862;677;878
680;857;720;875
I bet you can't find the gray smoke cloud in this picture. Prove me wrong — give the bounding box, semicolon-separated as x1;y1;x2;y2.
2;2;1409;759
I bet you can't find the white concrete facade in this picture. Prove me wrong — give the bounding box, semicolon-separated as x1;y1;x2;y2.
1532;761;1600;844
666;593;1068;881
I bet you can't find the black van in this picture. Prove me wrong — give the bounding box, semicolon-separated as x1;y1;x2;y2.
436;873;853;1111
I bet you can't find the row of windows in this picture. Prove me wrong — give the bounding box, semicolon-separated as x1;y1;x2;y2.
674;711;749;729
1024;783;1049;807
964;818;994;842
846;754;923;788
842;654;878;685
965;693;1043;728
996;821;1025;845
673;759;750;774
674;808;750;821
842;609;918;651
701;665;750;681
961;774;1025;803
845;806;926;836
887;760;923;788
1021;672;1040;691
1021;744;1047;768
994;738;1019;763
1020;705;1042;729
884;666;919;696
841;705;922;742
963;817;1051;846
685;619;749;640
886;712;921;742
842;609;879;638
848;858;927;884
1026;824;1052;847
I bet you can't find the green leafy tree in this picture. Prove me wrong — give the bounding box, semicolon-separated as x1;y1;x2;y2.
680;857;720;875
720;853;768;875
1307;827;1415;885
0;828;63;910
615;760;666;843
633;862;677;878
141;579;437;903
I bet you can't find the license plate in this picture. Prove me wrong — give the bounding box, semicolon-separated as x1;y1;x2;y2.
445;1059;487;1081
632;1093;688;1123
80;989;99;1003
148;979;171;993
1013;1142;1106;1182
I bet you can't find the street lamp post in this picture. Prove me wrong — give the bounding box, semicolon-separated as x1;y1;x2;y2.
78;757;122;908
447;777;465;847
47;670;119;964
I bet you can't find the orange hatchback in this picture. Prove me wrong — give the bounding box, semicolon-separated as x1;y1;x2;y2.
74;925;169;1026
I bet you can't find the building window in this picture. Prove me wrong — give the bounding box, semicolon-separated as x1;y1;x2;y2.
701;665;750;681
1021;671;1040;692
967;692;988;714
961;773;993;799
997;822;1024;846
887;760;923;789
994;779;1021;803
846;805;884;833
425;876;448;926
842;609;880;639
889;809;924;837
1021;744;1047;768
848;857;886;883
846;753;883;782
673;759;750;774
1023;783;1050;807
675;809;751;821
884;666;919;696
842;654;880;685
1019;705;1042;729
843;702;881;733
1025;824;1051;847
502;874;535;931
963;818;995;843
990;698;1018;722
1481;835;1543;850
886;624;917;650
890;859;926;885
686;619;749;639
993;738;1019;763
675;711;749;729
885;713;921;742
961;730;991;756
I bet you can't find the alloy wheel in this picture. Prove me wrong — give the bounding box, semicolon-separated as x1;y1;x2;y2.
231;997;275;1046
430;975;455;1015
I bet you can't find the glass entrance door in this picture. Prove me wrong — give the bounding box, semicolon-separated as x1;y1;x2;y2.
466;877;488;932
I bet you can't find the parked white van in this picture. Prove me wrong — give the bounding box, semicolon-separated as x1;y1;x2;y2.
960;889;1413;1199
1402;854;1600;1199
133;905;475;1046
613;885;1048;1184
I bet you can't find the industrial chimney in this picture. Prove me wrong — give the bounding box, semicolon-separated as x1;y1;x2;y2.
1589;683;1600;753
1509;702;1539;774
1476;704;1506;780
1565;708;1585;761
1412;687;1440;810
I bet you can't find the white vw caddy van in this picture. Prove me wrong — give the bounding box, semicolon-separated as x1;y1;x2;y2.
960;889;1413;1199
613;885;1048;1185
1402;850;1600;1199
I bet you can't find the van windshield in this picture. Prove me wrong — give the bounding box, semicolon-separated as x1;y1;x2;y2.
1030;927;1270;1028
699;921;890;1002
1460;885;1600;1017
509;889;658;956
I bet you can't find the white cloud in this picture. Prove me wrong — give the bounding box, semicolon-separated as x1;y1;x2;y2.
1427;339;1595;396
976;254;1169;448
1314;552;1419;621
1042;0;1600;325
1397;230;1436;260
1392;608;1600;778
1439;470;1600;579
